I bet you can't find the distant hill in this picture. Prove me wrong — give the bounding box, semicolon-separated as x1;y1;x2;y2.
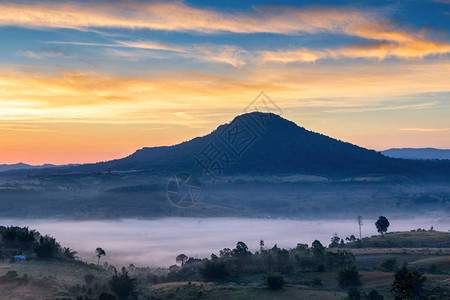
382;148;450;160
0;163;57;172
2;112;450;180
56;112;449;179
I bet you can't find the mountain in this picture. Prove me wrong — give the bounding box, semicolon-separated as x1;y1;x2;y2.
2;112;449;180
62;112;448;179
381;148;450;160
0;163;57;172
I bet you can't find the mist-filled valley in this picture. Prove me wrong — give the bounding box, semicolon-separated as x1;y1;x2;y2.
2;217;448;267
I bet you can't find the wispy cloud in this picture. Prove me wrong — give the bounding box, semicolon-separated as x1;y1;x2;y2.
16;49;76;59
49;40;248;66
0;2;378;34
399;128;450;132
325;102;437;113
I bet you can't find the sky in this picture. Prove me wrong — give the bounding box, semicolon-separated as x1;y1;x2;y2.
0;0;449;165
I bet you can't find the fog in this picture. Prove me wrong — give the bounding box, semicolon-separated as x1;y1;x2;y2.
2;217;448;267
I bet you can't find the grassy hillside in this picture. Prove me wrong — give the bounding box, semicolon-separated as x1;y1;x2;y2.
1;230;449;299
349;231;450;248
0;260;110;300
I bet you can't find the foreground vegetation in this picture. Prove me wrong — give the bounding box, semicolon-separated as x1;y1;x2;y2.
0;225;449;299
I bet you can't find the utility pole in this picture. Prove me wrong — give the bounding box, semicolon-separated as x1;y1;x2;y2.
356;216;363;240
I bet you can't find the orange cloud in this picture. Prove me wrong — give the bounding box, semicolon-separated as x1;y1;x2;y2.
0;2;375;34
6;2;444;63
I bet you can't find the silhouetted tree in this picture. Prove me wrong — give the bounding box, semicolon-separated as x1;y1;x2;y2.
229;241;252;274
375;216;390;236
259;240;265;252
346;235;357;243
311;240;325;256
391;262;426;299
96;247;106;265
329;233;340;248
338;265;362;287
176;254;188;266
219;248;232;259
63;247;77;259
34;236;61;258
110;268;137;300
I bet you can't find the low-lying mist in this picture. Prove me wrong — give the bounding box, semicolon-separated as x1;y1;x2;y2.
2;217;448;267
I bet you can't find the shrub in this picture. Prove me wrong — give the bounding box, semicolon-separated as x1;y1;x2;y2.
348;287;361;300
267;272;285;290
380;258;397;272
368;289;384;300
337;265;361;288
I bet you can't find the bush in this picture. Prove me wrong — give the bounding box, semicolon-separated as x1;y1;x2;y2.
368;289;384;300
338;265;361;288
380;257;397;272
267;272;285;290
348;287;360;300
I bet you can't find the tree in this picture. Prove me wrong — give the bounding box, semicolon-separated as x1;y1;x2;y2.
329;233;340;248
232;241;251;262
391;262;426;299
311;240;325;256
96;247;106;266
375;216;390;236
346;235;357;243
337;265;362;288
110;268;137;300
260;240;265;252
219;248;232;259
34;236;61;259
356;216;363;240
276;249;292;274
176;254;188;266
232;241;252;273
63;247;77;259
